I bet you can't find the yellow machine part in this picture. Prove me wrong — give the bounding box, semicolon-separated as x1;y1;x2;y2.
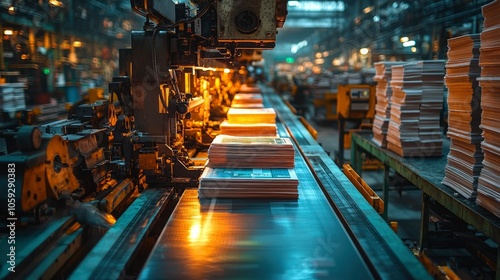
418;251;461;280
337;84;376;119
21;164;48;212
342;163;384;214
45;135;80;200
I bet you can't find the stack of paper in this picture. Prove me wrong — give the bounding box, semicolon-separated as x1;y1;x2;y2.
372;61;406;147
347;72;362;84
238;84;261;93
220;121;277;136
387;63;424;156
207;135;295;168
222;87;277;136
227;108;276;124
387;61;445;157
418;60;446;152
442;34;483;200
0;83;26;114
231;93;264;108
477;0;500;217
199;167;299;199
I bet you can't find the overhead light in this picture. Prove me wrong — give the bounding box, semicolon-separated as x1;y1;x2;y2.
373;15;380;22
223;68;231;74
411;47;417;53
287;1;345;12
4;30;13;35
314;58;324;65
363;6;372;14
322;51;329;57
315;52;322;59
49;0;63;7
291;40;308;54
8;6;15;15
359;48;370;55
400;36;409;43
403;40;415;47
73;40;82;47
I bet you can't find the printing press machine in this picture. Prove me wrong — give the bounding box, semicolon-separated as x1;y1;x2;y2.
0;1;431;279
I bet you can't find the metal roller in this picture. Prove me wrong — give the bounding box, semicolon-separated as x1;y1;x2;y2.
44;135;79;200
17;125;42;151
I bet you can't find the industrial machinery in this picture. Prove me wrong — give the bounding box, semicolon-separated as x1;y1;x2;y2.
0;0;289;223
0;1;434;279
336;84;376;165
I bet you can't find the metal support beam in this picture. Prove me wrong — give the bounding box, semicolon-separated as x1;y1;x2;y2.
420;193;430;250
382;164;390;221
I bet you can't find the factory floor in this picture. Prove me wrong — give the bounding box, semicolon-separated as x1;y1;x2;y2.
311;118;423;246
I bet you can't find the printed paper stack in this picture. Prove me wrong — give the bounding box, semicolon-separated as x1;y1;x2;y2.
238;84;261;93
442;34;483;200
207;135;295;168
199;167;299;199
387;61;445;157
226;108;276;124
372;61;406;147
231;93;264;108
476;0;500;217
387;63;424;156
220;121;277;136
0;83;26;115
417;60;446;153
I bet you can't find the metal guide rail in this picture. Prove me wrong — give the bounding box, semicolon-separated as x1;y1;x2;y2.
138;86;430;279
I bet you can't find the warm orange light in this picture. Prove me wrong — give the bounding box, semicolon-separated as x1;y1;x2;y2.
73;41;82;48
188;221;201;242
49;0;63;7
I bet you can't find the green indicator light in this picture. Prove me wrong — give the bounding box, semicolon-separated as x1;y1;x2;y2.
285;57;295;64
43;68;50;75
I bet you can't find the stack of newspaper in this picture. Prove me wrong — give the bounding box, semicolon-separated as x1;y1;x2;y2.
221;107;278;136
239;84;261;93
387;63;425;156
476;0;500;217
372;61;406;147
199;167;299;199
418;60;446;152
207;135;295;168
231;93;264;108
387;61;445;157
226;108;276;124
220;87;278;136
442;34;483;200
200;135;298;199
220;121;277;136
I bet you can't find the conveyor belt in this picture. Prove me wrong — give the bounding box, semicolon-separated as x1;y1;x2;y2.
139;87;430;279
265;87;430;279
140;170;373;279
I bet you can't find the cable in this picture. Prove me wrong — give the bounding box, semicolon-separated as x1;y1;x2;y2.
151;25;170;112
150;0;215;111
165;0;215;28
